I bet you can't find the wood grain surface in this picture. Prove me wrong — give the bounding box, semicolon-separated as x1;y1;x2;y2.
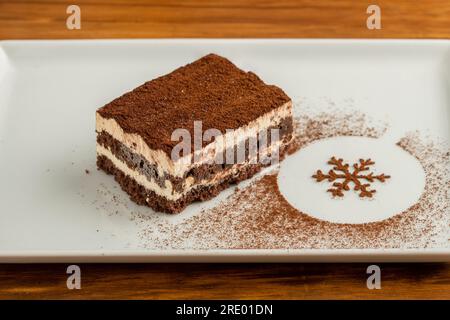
0;0;449;39
0;0;449;300
0;264;449;299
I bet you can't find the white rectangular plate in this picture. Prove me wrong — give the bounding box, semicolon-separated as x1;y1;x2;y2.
0;39;449;262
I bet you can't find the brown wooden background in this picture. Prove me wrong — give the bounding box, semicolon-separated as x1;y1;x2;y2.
1;0;450;39
0;263;449;299
0;0;449;299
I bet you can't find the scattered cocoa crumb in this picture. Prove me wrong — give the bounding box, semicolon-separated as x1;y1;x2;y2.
286;108;388;155
85;169;90;175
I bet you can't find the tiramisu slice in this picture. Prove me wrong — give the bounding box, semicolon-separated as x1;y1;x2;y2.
96;54;293;213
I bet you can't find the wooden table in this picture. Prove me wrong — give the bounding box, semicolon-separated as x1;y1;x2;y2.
0;0;449;300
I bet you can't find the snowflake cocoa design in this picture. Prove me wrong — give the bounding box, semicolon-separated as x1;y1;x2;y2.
312;156;391;198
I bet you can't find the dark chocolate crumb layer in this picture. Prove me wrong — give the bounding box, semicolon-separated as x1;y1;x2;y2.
97;155;262;214
97;141;291;213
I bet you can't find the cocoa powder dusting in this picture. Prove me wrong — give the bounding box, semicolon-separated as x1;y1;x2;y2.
137;132;447;250
129;109;445;250
97;54;290;155
285;108;388;155
111;107;449;250
93;103;448;250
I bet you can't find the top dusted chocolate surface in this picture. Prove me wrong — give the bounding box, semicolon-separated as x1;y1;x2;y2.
97;54;291;155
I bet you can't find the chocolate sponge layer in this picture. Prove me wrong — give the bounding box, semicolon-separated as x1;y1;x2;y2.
96;139;292;214
97;155;262;214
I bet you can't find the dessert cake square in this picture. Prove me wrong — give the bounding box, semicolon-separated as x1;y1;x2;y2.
96;54;293;213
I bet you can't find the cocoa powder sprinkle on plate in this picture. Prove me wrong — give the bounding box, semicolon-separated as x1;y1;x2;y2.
111;109;448;250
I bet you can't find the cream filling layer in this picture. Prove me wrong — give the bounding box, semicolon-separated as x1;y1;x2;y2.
97;139;285;201
97;144;179;199
96;101;292;178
